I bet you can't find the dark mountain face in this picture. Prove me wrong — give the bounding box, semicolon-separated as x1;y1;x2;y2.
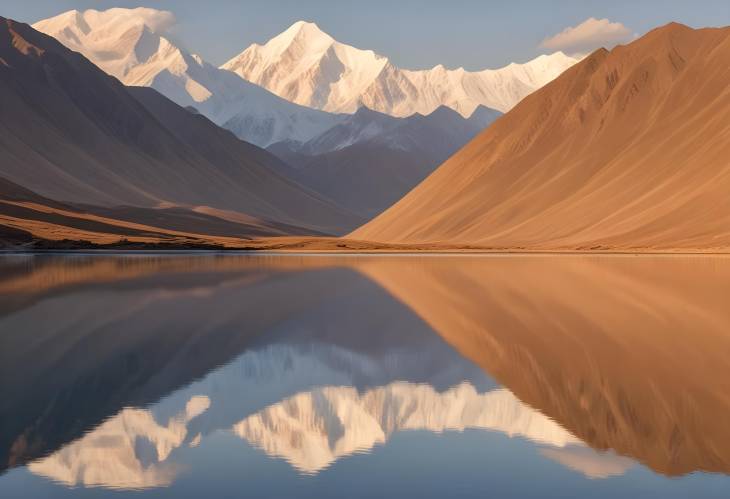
0;18;361;236
267;105;501;219
287;106;403;156
467;105;503;129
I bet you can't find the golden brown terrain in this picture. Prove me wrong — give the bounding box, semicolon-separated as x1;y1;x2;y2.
352;23;730;251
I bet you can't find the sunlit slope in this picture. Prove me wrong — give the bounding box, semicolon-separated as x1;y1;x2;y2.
352;24;730;250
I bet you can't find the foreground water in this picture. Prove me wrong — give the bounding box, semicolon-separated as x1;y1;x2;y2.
0;253;729;498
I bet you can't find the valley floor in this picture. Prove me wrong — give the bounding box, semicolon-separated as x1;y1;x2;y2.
2;197;729;253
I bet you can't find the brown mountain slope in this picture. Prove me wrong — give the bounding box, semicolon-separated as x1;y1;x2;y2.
352;24;730;250
0;18;360;236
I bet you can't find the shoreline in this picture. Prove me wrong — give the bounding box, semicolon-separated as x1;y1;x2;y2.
3;248;730;257
3;232;730;256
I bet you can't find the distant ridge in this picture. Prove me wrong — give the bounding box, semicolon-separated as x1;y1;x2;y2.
268;106;501;218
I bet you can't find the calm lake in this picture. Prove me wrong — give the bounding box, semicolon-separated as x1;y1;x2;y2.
1;253;729;498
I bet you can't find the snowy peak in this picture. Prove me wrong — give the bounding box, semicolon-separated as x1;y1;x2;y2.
479;51;577;87
222;21;337;88
33;8;177;81
34;8;220;96
222;21;390;112
226;22;580;116
267;20;335;54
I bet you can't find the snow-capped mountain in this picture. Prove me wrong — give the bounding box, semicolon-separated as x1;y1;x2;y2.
34;9;576;145
223;21;579;116
33;9;342;147
271;105;500;159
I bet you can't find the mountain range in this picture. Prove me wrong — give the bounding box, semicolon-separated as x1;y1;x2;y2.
223;20;579;116
353;23;730;250
0;17;360;242
33;8;576;148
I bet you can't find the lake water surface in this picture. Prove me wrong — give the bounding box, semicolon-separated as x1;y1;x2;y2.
1;253;729;498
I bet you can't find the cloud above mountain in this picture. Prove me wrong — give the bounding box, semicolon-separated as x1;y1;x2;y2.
540;17;634;53
87;7;177;34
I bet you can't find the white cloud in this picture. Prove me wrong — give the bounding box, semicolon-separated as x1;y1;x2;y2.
126;8;177;35
540;18;634;53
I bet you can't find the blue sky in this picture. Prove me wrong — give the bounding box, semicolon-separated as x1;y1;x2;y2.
5;0;730;69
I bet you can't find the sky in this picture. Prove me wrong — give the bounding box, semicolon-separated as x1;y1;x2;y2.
4;0;730;69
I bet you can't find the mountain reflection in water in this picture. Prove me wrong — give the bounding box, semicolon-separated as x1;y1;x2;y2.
1;254;729;498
